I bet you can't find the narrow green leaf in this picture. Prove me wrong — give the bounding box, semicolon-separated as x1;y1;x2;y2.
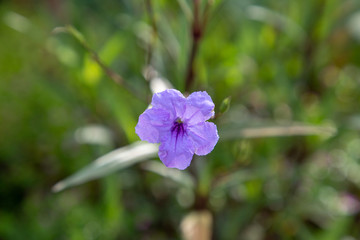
141;161;195;189
220;123;337;140
176;0;193;22
245;5;305;40
52;142;158;192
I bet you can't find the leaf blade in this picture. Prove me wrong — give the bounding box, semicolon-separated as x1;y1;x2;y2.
220;123;337;140
52;141;158;192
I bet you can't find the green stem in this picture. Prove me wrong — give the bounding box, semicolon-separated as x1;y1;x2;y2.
184;0;213;92
53;25;147;102
144;0;158;69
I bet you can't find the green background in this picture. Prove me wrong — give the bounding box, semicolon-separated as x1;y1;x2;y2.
1;0;360;239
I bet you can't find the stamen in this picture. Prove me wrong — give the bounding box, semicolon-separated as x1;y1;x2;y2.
171;118;186;150
175;118;183;123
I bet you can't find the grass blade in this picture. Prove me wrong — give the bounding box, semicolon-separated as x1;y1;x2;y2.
141;161;195;189
220;124;337;140
52;142;158;192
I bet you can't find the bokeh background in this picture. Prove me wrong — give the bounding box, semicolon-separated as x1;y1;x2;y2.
1;0;360;239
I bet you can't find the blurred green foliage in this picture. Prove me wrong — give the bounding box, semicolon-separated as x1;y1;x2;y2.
1;0;360;239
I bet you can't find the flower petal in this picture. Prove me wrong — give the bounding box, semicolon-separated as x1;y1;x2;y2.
183;91;215;125
151;89;186;119
135;108;172;143
188;122;219;155
158;131;195;170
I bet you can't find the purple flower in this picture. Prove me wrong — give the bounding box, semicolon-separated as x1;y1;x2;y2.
135;89;219;170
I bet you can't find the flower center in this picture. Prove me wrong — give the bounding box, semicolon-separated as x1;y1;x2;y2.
171;118;186;141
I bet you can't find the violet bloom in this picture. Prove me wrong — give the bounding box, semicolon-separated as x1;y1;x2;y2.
135;89;219;170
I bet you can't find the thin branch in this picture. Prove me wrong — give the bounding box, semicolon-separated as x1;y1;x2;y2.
202;0;213;30
184;0;213;92
184;36;200;92
53;25;146;102
145;0;158;69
